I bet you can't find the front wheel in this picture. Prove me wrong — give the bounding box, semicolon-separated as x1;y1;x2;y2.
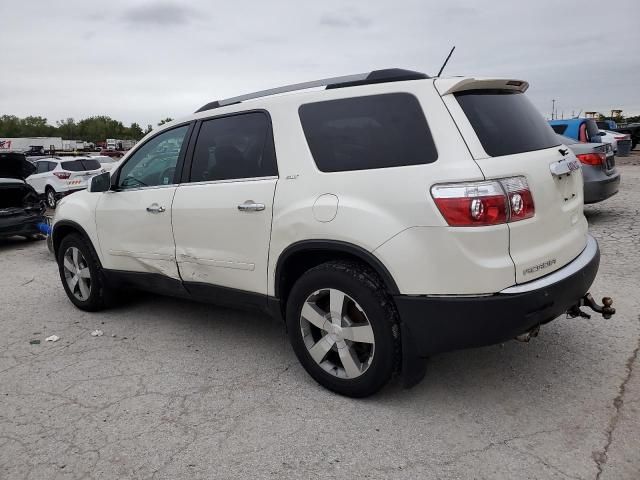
286;261;400;397
57;233;111;311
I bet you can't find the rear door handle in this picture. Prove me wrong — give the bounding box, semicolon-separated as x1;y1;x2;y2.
146;203;166;213
237;200;265;212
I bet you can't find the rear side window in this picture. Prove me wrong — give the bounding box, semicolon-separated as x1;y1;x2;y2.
189;112;277;182
62;159;102;171
551;124;568;134
36;162;48;173
299;93;437;172
455;90;560;157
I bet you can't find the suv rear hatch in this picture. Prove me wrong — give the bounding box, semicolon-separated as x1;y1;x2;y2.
436;78;588;284
59;158;104;188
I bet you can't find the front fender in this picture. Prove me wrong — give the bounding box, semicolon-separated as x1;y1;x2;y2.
52;190;101;260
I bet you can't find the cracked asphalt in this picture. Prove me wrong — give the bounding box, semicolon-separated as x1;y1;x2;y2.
1;158;639;480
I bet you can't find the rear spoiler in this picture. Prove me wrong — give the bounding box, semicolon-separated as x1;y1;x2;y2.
438;78;529;95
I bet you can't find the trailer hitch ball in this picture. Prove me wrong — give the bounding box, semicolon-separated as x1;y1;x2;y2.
567;293;616;320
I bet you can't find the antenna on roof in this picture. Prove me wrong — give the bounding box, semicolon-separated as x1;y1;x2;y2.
437;46;456;77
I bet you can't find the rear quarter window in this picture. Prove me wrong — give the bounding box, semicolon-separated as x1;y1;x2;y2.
455;90;560;157
551;124;568;134
298;93;437;172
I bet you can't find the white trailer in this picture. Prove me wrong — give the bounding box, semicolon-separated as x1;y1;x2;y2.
61;139;88;151
0;137;63;153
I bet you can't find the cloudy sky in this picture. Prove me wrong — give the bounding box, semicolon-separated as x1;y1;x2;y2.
1;0;639;127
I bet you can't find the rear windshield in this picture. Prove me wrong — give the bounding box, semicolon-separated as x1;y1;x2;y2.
299;93;438;172
455;90;560;157
62;159;102;171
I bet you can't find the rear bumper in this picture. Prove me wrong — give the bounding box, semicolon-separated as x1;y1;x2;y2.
394;235;600;357
0;212;45;238
584;171;621;204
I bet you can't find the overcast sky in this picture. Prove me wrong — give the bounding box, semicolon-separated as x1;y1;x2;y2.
1;0;639;127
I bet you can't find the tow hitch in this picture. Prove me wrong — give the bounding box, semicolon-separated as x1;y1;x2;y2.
567;293;616;320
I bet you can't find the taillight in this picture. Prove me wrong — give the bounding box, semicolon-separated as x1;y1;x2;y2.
53;172;71;179
576;153;605;166
614;135;628;141
431;176;534;227
500;176;535;221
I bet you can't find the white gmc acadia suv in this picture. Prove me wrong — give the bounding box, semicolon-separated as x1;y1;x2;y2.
51;69;607;397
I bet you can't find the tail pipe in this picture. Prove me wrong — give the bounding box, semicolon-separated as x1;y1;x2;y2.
567;293;615;320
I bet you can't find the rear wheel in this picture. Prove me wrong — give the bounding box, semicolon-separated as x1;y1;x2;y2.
286;261;400;397
57;233;111;311
45;187;57;209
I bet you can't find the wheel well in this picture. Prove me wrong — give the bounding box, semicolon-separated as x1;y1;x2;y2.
52;222;95;261
275;243;399;310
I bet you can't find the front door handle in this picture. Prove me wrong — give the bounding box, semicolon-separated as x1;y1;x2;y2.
146;203;166;213
237;200;265;212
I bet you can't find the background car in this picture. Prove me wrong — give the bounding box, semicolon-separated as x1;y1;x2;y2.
557;134;620;203
0;152;46;239
99;149;124;159
549;118;601;143
27;157;104;208
598;130;632;156
91;155;120;172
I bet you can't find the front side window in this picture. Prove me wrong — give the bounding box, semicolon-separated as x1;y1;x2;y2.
298;93;437;172
455;90;560;157
36;161;48;174
117;125;189;190
189;112;277;182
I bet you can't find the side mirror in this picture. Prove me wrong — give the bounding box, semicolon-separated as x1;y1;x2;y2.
89;171;111;192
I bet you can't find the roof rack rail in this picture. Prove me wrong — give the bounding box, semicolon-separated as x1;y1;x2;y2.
194;68;429;113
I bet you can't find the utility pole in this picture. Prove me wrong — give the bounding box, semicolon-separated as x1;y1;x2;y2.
551;99;556;120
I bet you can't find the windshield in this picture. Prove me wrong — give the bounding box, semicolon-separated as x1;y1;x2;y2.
455;90;560;157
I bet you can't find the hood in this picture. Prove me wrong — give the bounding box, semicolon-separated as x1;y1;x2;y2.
0;152;36;180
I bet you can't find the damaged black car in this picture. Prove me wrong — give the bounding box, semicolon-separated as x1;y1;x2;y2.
0;152;46;240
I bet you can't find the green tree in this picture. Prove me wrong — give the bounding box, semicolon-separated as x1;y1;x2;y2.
157;117;173;126
144;124;153;134
20;116;53;136
128;122;144;139
56;118;77;139
0;115;22;137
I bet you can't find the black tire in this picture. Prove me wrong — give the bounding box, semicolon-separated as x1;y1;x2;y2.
57;233;111;311
286;261;400;397
45;186;57;209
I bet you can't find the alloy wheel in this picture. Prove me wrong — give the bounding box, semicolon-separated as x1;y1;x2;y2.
47;190;56;208
300;288;375;379
62;246;92;301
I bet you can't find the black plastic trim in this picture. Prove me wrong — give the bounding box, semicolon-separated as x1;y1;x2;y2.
51;220;96;258
326;68;429;89
183;281;270;312
394;242;600;357
100;271;274;315
274;240;400;297
102;269;189;298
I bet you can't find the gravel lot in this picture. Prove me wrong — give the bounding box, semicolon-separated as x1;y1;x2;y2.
1;159;639;480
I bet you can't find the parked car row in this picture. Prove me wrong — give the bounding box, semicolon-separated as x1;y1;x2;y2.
549;118;632;155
